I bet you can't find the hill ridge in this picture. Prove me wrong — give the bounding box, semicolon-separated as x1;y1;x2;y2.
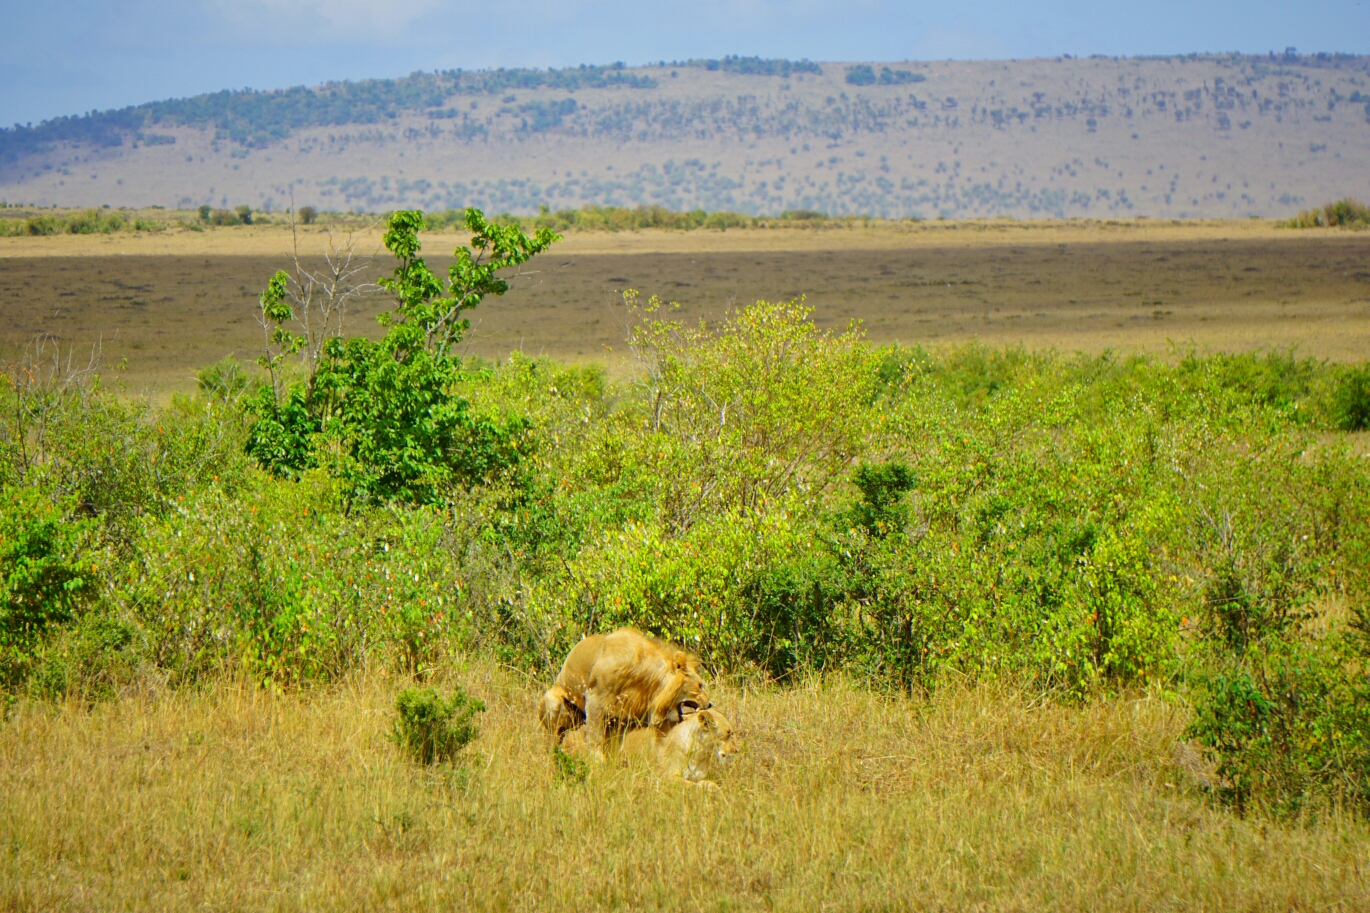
3;53;1368;219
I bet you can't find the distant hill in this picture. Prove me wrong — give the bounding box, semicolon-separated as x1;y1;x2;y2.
3;52;1368;219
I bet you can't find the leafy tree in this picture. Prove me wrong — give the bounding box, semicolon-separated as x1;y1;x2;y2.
247;208;560;505
297;205;317;225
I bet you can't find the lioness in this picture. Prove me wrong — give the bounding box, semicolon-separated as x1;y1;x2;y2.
583;628;710;755
537;633;605;742
622;707;738;785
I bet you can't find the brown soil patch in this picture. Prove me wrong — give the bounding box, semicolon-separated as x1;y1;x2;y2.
2;222;1368;394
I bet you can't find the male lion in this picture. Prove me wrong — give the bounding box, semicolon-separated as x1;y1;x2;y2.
622;707;738;785
581;628;710;755
537;633;605;743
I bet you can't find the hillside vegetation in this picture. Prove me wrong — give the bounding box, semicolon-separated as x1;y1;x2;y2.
3;53;1368;219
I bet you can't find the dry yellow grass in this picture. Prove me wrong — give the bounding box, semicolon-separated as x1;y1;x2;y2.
1;663;1365;911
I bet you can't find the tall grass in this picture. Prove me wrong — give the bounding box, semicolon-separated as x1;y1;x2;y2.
2;663;1366;911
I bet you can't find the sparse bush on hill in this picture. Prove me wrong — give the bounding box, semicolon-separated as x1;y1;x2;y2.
423;204;841;233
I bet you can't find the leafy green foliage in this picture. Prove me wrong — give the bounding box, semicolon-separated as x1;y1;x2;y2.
1332;364;1370;431
0;488;89;689
552;744;589;784
392;685;486;765
849;462;915;535
248;208;558;505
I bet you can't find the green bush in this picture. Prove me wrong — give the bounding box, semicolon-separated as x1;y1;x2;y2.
247;207;557;506
297;205;317;225
1332;364;1370;431
0;488;91;690
1283;197;1370;228
392;685;485;764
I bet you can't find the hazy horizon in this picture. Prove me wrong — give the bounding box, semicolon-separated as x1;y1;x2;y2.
4;0;1367;127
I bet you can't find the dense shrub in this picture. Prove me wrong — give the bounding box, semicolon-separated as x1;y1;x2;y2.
1331;364;1370;431
247;208;557;506
0;488;90;689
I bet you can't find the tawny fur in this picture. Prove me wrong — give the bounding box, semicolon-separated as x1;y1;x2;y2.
537;634;605;742
581;628;709;755
622;708;738;784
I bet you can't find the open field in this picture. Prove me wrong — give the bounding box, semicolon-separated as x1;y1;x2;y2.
2;218;1369;393
3;665;1368;912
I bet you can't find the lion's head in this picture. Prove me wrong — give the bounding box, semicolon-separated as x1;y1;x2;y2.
537;685;583;741
664;707;738;782
646;648;711;727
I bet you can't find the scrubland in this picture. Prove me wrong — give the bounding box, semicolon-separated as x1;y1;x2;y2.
1;211;1369;909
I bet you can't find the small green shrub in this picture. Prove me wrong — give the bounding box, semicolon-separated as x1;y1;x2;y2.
297;205;317;225
25;215;63;236
552;743;589;784
196;356;252;403
392;685;485;764
27;611;143;702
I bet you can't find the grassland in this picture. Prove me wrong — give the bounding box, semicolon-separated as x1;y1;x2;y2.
4;664;1368;912
2;214;1369;911
2;216;1369;394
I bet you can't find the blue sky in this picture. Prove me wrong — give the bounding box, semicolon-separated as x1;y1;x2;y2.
4;0;1367;127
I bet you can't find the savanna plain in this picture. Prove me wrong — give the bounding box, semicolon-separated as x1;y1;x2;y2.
2;214;1370;911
